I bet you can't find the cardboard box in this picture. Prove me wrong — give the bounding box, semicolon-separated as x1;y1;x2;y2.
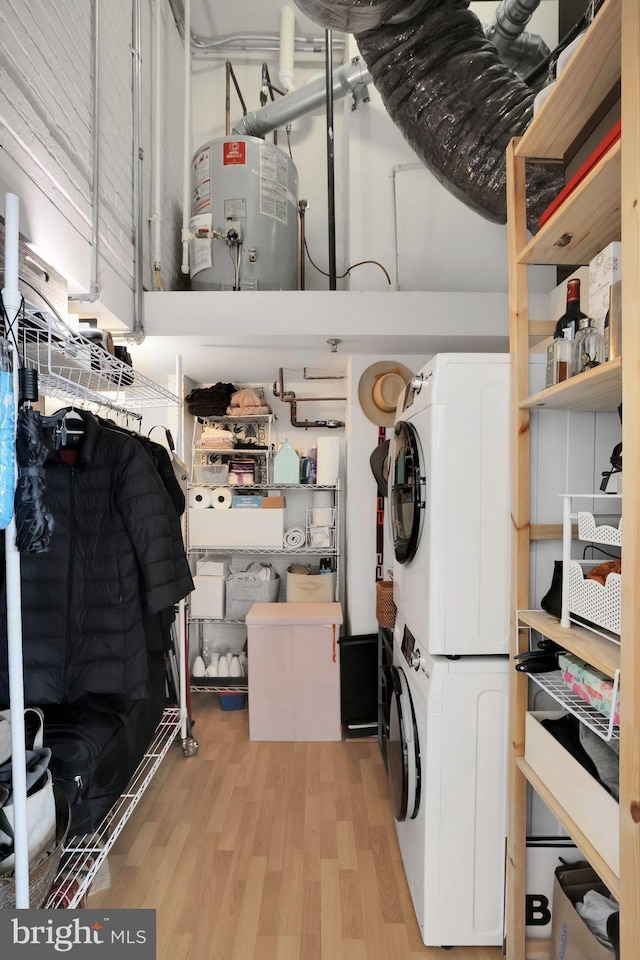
550;863;617;960
196;557;230;577
231;495;263;509
190;575;225;618
189;508;284;548
262;496;286;509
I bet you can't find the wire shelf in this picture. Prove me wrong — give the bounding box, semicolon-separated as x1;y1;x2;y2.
6;306;180;411
190;679;248;693
44;707;182;909
527;669;620;742
187;545;339;556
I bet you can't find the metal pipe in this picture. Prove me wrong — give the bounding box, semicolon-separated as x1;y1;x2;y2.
2;193;29;907
225;61;231;136
325;29;336;291
298;199;308;290
232;57;371;137
180;0;191;275
152;0;163;287
69;0;100;304
131;0;144;343
484;0;549;76
389;162;422;290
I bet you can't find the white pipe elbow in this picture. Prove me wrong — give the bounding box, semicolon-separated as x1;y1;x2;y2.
279;4;296;93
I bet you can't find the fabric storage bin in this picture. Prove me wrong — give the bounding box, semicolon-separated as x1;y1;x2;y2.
226;566;281;619
550;861;618;960
286;564;335;602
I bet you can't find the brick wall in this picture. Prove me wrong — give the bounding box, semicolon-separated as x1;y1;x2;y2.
0;0;185;309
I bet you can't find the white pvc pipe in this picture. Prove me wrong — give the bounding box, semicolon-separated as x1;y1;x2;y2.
68;0;100;304
152;0;163;278
181;0;192;275
388;162;423;291
279;5;296;93
561;494;572;628
2;192;29;907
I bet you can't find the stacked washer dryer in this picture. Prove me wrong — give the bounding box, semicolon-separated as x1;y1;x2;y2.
387;353;510;948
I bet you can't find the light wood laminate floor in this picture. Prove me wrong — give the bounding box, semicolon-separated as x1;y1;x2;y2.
90;695;504;960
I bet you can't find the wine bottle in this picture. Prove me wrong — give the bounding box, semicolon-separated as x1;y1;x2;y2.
554;278;587;341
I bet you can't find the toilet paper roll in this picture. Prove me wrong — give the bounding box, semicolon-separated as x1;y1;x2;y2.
189;487;212;509
212;487;232;510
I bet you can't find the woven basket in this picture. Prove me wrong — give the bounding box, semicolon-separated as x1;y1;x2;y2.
0;783;71;909
376;579;396;629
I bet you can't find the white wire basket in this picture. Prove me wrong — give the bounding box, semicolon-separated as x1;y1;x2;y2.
6;306;180;414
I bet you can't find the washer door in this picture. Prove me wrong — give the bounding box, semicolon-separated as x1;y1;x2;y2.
388;666;421;822
390;420;424;564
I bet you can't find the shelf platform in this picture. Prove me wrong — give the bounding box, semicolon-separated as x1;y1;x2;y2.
515;0;620;161
518;140;621;267
190;678;248;693
518;610;620;677
188;546;339;556
519;357;621;411
526;669;619;742
45;707;182;909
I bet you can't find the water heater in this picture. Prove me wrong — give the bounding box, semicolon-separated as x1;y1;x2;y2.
190;136;299;291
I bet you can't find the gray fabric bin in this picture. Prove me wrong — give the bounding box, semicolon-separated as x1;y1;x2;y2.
226;569;281;619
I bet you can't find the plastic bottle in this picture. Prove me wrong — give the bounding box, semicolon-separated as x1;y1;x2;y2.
0;339;15;529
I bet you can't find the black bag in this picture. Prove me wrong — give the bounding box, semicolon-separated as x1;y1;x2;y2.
42;654;167;836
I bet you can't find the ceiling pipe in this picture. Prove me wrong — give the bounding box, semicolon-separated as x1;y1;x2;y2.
232;56;371;137
279;5;297;92
69;0;101;305
131;0;145;343
325;29;337;291
180;0;191;275
484;0;549;77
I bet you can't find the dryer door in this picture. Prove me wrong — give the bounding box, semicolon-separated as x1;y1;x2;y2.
390;420;424;564
388;666;421;822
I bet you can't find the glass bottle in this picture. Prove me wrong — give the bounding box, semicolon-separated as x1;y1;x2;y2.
573;316;605;375
554;277;588;342
553;328;573;383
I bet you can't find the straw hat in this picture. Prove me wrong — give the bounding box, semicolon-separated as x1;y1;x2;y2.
358;361;414;427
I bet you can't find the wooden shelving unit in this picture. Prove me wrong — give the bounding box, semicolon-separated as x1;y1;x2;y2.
506;1;640;957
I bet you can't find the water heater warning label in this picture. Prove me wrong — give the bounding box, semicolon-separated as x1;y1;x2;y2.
223;140;247;165
259;143;288;225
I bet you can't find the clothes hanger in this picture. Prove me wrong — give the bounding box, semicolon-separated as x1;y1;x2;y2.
41;405;85;450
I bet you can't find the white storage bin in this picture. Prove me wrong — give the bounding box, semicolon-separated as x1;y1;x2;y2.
190;575;225;618
576;511;622;547
192;462;229;485
567;560;621;635
524;711;619;876
196;556;230;577
188;508;284;548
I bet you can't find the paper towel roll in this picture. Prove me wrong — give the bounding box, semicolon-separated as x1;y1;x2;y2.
312;490;333;508
284;526;306;549
212;487;232;510
317;436;340;485
189;487;212;509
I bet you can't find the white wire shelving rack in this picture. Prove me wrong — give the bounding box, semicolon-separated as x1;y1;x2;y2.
44;708;182;908
527;668;620;743
1;193;192;908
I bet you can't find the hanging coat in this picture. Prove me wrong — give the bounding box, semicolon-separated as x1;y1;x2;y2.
0;411;193;706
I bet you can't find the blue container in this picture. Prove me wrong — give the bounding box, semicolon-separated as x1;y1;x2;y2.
220;693;247;711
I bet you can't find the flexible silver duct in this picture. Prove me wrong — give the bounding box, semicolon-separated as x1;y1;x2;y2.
232;57;371;137
294;0;562;229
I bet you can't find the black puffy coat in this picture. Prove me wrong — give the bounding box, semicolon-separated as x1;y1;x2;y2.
0;411;193;706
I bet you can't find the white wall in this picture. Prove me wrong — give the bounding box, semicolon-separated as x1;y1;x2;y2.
0;0;184;325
